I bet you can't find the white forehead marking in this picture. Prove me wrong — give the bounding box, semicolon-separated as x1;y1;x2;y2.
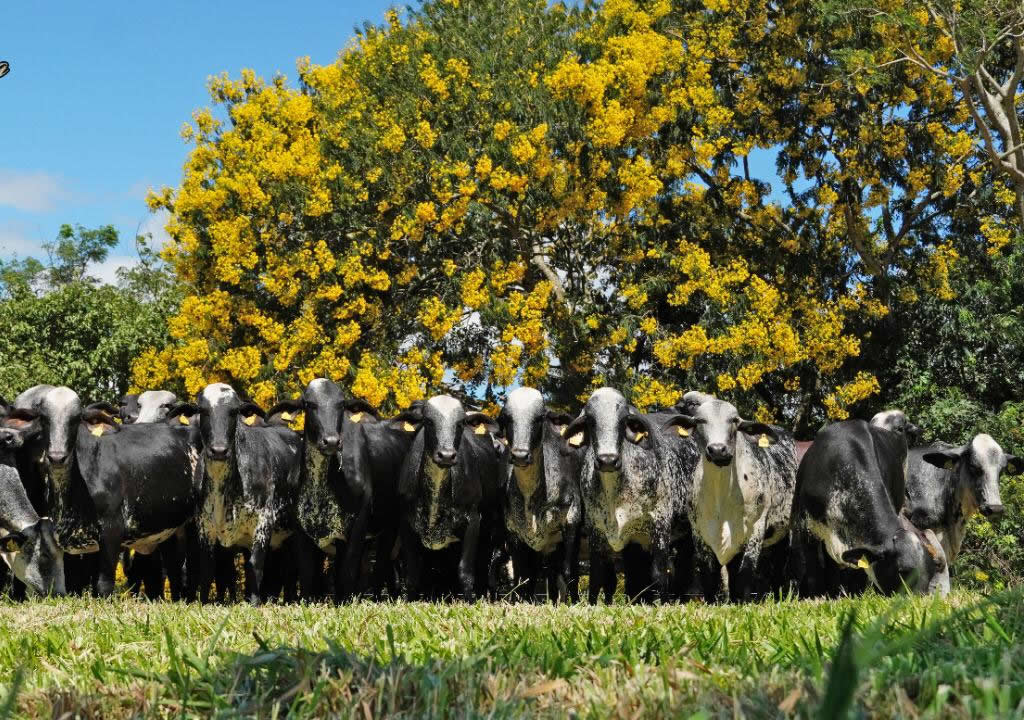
971;434;1002;462
506;387;544;416
590;387;625;408
308;378;332;391
683;390;715;407
870;409;905;430
44;386;80;413
138;390;176;406
202;383;236;406
427;395;463;420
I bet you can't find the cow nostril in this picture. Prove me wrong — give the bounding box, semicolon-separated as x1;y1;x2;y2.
208;444;229;459
47;452;68;465
510;449;531;465
981;504;1005;518
320;435;340;451
436;449;457;465
597;453;620;470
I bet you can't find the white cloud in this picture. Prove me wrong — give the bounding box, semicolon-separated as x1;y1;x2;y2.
138;208;172;249
0;222;44;257
91;255;140;286
0;170;70;212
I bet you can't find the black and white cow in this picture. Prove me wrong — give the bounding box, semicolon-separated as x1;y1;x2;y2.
792;410;947;595
119;390;179;425
40;402;204;597
905;434;1021;572
195;383;302;603
398;395;502;601
673;397;797;601
285;378;418;601
0;409;64;596
563;388;697;603
496;387;581;602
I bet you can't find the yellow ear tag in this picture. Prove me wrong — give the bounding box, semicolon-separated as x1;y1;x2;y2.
90;425;105;437
243;415;256;426
857;556;870;570
3;538;17;552
114;416;122;424
568;432;584;447
677;426;689;437
558;426;567;437
758;434;771;448
350;412;364;424
633;431;648;442
280;412;293;422
474;424;488;435
403;421;417;432
178;415;190;426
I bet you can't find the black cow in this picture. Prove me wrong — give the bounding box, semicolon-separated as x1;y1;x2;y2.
563;387;697;603
792;410;947;595
906;433;1021;575
195;383;302;603
287;378;417;601
0;408;64;596
496;387;581;602
673;397;797;602
398;395;502;601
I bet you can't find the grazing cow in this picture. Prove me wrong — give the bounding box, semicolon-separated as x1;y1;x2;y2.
497;387;581;602
288;378;417;601
398;395;502;601
120;390;178;425
792;410;946;595
673;398;798;601
0;409;65;596
905;434;1021;568
195;384;302;603
563;388;697;603
39;402;203;597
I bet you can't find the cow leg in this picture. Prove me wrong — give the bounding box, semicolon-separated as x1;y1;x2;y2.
559;523;581;604
161;532;186;602
622;544;652;603
197;542;216;604
247;523;273;605
399;522;423;601
731;519;767;603
139;550;165;601
458;512;481;602
651;525;674;603
587;530;615;605
510;541;532;601
371;524;398;600
338;503;372;603
122;550;141;596
95;521;124;598
296;535;322;602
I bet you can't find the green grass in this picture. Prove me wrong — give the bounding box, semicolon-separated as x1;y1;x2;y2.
0;590;1022;718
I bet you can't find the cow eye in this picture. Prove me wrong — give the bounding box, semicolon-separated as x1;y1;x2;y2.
304;401;318;410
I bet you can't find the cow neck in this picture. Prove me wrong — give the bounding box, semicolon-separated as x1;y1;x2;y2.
422;455;453;530
941;465;978;563
512;451;542;502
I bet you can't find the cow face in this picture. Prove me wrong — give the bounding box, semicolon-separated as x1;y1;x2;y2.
922;434;1020;519
677;390;714;417
119;394;140;423
0;409;44;450
1;518;65;596
870;410;921;440
854;519;947;596
499;387;551;467
303;378;345;455
562;387;651;472
419;395;468;468
675;399;778;468
39;387;81;468
197;383;243;462
134;390;178;424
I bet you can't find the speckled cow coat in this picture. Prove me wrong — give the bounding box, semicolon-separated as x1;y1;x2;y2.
565;388;697;603
64;404;203;597
196;384;302;603
674;398;797;601
498;387;582;602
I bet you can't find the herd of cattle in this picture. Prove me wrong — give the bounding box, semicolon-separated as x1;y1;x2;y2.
0;381;1017;604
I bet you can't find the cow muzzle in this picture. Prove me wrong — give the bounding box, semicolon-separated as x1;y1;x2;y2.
434;449;457;467
318;435;340;455
510;448;532;466
207;444;230;461
980;503;1005;518
47;451;68;466
596;452;620;471
705;443;733;467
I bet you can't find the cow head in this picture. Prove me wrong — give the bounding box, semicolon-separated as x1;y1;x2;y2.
676;390;715;417
118;394;140;423
498;387;570;467
80;404;122;438
197;383;243;462
870;410;921;441
921;434;1020;520
562;387;652;472
673;398;778;468
849;517;948;596
302;378;345;454
37;387;81;468
133;390;179;424
408;395;490;469
1;518;65;596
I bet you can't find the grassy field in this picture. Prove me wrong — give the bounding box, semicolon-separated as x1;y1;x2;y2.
0;590;1022;719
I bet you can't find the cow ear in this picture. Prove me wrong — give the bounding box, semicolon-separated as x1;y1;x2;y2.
345;399;380;424
922;447;965;471
266;399;304;426
82;408;120;436
546;410;572;436
0;397;8;418
841;548;882;570
1;409;43;438
0;532;25;554
165;402;199;426
1005;454;1023;475
659;414;698;439
737;421;779;446
390;407;423;433
562;415;587;453
625;414;653;446
466;412;498;436
238;403;266;427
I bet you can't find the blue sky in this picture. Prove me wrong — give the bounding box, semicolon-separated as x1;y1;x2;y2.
0;1;396;281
